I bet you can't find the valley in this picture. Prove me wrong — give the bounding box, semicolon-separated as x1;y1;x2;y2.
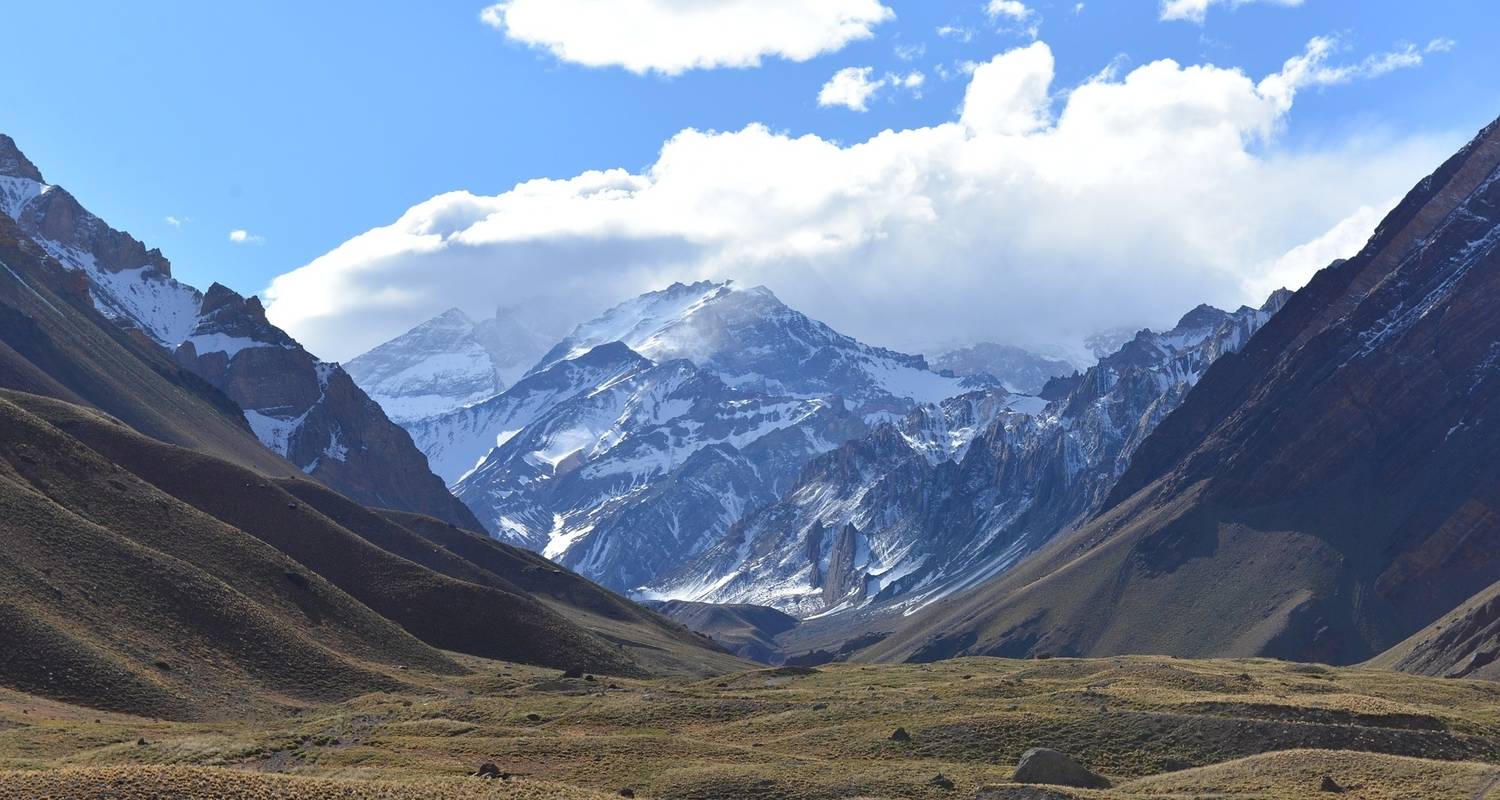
3;5;1500;797
2;657;1498;800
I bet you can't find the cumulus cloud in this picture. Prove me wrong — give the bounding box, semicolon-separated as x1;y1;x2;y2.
265;38;1455;362
164;215;189;228
1160;0;1303;24
228;229;265;245
479;0;893;75
819;67;884;112
818;67;925;111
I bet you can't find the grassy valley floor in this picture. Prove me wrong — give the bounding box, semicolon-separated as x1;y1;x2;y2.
0;656;1497;799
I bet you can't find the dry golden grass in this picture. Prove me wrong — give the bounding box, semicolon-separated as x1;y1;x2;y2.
1;656;1496;799
0;765;617;799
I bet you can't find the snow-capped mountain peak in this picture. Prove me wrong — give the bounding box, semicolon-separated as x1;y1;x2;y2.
347;305;558;423
532;279;986;416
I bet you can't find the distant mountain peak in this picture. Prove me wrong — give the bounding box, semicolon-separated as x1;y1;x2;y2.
0;134;44;182
345;303;557;424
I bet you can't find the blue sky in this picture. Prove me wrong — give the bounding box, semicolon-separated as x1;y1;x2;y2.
3;1;1497;359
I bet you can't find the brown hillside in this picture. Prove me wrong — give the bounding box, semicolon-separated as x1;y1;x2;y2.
377;509;748;676
0;393;448;719
1370;580;1500;681
871;115;1500;668
8;390;646;678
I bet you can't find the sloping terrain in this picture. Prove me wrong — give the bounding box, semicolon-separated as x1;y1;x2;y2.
653;296;1284;621
367;509;748;676
0;133;478;528
931;342;1078;394
0;208;290;476
1370;580;1500;681
651;600;801;663
345;306;556;423
0;391;448;719
869;116;1500;667
0;657;1495;799
8;390;650;679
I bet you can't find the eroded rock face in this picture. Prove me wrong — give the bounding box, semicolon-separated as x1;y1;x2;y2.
655;293;1286;619
1011;748;1110;789
175;284;483;530
879;115;1500;668
0;134;44;182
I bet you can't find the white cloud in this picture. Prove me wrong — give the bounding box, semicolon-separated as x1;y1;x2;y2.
936;25;974;43
960;42;1053;134
1257;36;1438;108
1426;38;1457;54
164;215;189;228
1245;202;1391;300
265;39;1455;363
894;42;926;62
479;0;893;76
987;0;1041;39
987;1;1031;21
1160;0;1303;25
1073;3;1086;15
819;67;884;112
228;229;265;245
819;68;925;111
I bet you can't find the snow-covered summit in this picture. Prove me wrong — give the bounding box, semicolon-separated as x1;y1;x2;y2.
533;279;984;415
347;305;559;423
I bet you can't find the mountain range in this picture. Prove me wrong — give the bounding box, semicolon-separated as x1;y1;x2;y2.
368;280;998;592
647;293;1288;621
0;133;740;718
862;115;1500;671
0;135;476;528
5;110;1500;722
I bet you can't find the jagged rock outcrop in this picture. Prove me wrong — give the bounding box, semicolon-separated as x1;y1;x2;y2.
0;133;477;528
176;283;482;528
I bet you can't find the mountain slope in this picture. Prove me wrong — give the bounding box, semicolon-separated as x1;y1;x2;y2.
932;342;1078;394
345;306;554;423
1368;580;1500;681
0;390;453;719
531;280;984;415
375;509;747;676
869;115;1500;667
653;295;1285;620
0;133;476;528
450;344;866;589
0;209;291;476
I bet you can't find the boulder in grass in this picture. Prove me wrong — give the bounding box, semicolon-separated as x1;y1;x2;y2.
1011;748;1110;789
474;763;508;780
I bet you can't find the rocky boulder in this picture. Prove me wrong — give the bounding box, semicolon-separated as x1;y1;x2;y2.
1010;748;1110;789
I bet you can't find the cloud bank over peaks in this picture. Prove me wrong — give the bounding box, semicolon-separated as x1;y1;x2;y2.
481;0;894;76
265;38;1456;363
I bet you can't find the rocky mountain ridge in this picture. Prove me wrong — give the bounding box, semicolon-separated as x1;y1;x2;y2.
866;114;1500;668
0;133;477;527
649;292;1288;619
